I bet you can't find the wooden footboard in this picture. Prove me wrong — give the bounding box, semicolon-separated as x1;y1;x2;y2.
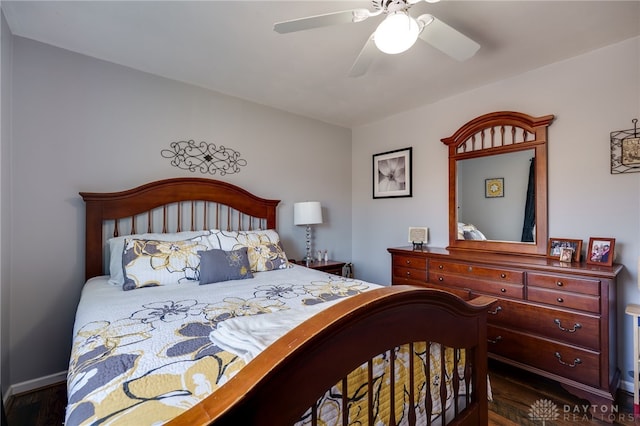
167;286;496;426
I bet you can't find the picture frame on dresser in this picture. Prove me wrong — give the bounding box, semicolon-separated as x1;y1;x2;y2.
547;238;582;262
586;237;615;266
372;147;412;199
559;247;574;263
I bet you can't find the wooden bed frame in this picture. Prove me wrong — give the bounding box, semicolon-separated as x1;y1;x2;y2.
79;177;496;426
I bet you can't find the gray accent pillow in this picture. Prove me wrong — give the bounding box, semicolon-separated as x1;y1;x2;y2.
198;247;253;285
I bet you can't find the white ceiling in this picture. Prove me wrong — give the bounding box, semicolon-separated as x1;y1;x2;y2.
3;1;640;128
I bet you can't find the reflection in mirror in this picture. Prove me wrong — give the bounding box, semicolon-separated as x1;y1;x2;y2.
457;149;535;242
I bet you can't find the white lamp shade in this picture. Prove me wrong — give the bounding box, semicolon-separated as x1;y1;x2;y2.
374;12;420;55
294;201;323;225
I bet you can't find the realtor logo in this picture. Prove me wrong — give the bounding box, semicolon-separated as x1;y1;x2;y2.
529;399;560;424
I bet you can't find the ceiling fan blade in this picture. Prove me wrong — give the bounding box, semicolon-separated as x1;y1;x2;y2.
408;0;442;5
349;35;377;78
274;9;374;34
417;14;480;61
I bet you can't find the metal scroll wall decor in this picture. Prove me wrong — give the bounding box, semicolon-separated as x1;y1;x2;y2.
161;140;247;175
610;118;640;174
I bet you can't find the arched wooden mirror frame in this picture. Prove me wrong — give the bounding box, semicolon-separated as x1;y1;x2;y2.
441;111;555;256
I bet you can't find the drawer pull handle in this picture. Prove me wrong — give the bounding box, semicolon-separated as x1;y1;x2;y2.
406;260;411;265
555;352;582;368
438;277;444;282
556;281;564;287
488;336;502;344
488;306;502;315
556;297;564;303
500;288;506;293
438;264;443;269
554;319;582;333
406;271;411;276
500;273;506;279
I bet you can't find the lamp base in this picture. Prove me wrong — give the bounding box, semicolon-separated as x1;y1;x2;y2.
304;224;313;267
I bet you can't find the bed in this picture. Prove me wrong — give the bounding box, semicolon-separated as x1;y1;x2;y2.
68;177;496;425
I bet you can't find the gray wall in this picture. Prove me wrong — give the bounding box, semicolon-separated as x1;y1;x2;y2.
6;36;353;388
1;10;13;398
352;36;640;391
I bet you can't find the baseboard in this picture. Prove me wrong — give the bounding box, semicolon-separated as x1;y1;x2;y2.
4;370;67;403
620;378;633;394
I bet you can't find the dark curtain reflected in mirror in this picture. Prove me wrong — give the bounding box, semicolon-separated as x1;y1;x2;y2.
521;158;536;242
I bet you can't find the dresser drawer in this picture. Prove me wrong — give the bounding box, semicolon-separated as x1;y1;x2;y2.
431;272;524;299
485;298;600;350
487;326;600;388
429;260;523;284
393;266;426;284
393;255;427;270
527;287;600;314
422;282;472;300
527;272;600;296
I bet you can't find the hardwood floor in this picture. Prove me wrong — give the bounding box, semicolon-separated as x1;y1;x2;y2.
5;381;66;426
4;360;638;425
488;360;638;425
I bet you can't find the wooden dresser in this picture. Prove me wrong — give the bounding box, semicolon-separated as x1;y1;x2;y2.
388;246;622;407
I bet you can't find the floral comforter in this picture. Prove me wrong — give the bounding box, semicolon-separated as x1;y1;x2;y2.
66;265;376;425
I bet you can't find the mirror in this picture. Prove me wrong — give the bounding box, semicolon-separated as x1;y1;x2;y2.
457;149;535;242
442;111;555;256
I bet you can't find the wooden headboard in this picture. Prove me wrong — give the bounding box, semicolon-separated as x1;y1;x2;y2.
80;178;280;281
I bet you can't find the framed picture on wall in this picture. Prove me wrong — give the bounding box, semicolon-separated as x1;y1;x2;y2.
622;137;640;166
373;147;412;199
586;237;615;266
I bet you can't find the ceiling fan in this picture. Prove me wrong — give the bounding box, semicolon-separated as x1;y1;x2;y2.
274;0;480;77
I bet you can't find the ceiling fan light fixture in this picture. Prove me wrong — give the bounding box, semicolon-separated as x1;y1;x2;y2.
374;11;419;55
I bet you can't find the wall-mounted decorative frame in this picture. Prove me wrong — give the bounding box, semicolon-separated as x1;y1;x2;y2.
586;237;615;266
161;140;247;175
610;118;639;174
547;238;582;262
485;178;504;198
373;147;412;199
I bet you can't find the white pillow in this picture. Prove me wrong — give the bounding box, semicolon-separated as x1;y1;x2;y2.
107;230;210;285
459;223;487;240
207;229;290;272
122;236;213;291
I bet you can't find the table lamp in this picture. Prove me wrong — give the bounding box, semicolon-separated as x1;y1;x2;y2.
294;201;323;265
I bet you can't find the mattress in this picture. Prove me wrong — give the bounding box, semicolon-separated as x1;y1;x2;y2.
65;265;379;425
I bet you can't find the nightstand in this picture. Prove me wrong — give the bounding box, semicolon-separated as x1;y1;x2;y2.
296;260;348;276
